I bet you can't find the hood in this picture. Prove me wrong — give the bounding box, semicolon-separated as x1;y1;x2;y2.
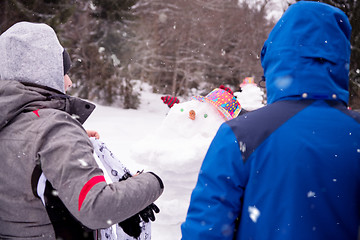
261;1;351;105
0;22;65;93
0;80;95;130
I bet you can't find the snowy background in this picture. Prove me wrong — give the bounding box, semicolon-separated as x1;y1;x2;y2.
83;81;264;240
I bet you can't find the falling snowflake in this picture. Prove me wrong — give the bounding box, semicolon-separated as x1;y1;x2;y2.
221;49;226;56
248;206;260;223
307;191;316;198
239;141;246;153
78;159;88;167
71;114;80;120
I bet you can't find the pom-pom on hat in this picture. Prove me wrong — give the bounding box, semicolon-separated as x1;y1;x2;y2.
193;88;241;120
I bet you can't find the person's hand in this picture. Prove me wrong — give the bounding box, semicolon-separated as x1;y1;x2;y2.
118;214;142;238
118;203;160;237
118;171;161;222
118;171;160;237
139;203;160;222
86;130;100;139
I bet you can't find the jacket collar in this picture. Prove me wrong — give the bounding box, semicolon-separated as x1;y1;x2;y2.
0;81;95;130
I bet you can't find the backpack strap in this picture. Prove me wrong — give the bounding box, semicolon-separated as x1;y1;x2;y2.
31;164;94;240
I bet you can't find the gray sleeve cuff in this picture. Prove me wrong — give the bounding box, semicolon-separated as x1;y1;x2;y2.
148;172;164;189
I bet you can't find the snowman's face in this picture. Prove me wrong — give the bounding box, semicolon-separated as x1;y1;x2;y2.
159;99;225;139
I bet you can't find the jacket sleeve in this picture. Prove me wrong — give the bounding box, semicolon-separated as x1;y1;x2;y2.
35;110;164;229
181;123;248;240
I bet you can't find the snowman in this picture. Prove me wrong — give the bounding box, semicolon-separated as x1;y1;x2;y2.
234;77;265;111
131;88;241;240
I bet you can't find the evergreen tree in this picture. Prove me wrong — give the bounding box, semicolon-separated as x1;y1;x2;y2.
0;0;74;34
62;0;140;108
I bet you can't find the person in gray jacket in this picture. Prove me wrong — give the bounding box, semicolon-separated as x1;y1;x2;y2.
0;21;164;239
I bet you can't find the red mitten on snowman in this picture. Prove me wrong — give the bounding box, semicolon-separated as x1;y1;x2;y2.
161;95;180;108
219;85;234;95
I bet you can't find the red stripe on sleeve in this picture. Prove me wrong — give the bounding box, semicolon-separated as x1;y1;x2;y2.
33;109;40;117
78;175;106;211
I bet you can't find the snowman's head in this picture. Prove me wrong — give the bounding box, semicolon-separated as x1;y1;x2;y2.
160;99;224;139
159;88;241;139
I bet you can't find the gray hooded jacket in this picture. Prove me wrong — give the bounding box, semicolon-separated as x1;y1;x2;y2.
0;22;163;239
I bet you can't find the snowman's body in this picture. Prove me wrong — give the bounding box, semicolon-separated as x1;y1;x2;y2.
132;98;227;240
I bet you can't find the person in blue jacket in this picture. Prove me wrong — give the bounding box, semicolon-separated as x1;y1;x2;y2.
181;1;360;239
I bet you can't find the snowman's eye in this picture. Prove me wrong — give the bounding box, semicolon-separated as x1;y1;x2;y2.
204;114;208;118
180;108;184;112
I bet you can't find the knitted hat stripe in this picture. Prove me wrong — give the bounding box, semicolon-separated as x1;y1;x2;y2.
168;96;176;107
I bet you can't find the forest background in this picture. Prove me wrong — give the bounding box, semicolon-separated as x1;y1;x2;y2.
1;0;359;109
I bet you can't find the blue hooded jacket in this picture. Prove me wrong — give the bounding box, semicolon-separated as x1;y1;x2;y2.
181;2;360;240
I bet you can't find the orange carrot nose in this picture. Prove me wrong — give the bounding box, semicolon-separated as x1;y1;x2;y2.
189;110;196;120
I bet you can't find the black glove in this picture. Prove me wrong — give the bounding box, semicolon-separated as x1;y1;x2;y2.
118;203;160;238
118;214;142;238
139;203;160;222
117;171;160;237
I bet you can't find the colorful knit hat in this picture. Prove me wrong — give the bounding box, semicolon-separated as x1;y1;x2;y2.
240;77;256;87
193;88;241;120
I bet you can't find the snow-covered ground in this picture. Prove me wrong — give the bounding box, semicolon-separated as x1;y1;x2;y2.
83;82;265;240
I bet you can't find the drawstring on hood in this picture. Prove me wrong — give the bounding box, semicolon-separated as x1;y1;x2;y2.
261;1;351;105
0;22;66;93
